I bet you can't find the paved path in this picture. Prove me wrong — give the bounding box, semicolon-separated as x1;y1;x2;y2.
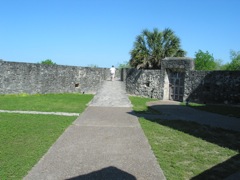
89;80;132;107
146;100;240;132
24;80;166;180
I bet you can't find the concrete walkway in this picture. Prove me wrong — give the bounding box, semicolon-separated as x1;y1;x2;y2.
146;100;240;132
24;80;166;180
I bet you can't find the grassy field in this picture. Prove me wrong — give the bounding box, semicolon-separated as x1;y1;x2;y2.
129;96;240;180
0;94;93;180
128;96;158;113
0;93;93;113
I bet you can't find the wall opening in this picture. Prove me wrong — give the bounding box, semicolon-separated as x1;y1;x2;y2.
145;82;150;87
163;70;170;100
169;70;185;101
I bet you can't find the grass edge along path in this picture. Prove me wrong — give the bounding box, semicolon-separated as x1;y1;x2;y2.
129;96;239;180
0;93;93;180
0;113;76;179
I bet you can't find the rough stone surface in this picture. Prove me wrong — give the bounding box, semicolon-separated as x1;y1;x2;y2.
1;59;240;104
124;58;240;104
125;69;163;99
124;58;195;101
0;61;119;94
186;70;240;104
161;57;195;71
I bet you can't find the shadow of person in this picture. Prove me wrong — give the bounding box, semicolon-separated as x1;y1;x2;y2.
66;166;136;180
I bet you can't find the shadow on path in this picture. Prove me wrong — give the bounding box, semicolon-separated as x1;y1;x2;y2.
67;166;136;180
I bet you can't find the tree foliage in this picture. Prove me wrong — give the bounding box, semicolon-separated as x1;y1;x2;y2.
224;50;240;70
129;28;186;69
40;59;56;65
194;50;240;71
117;61;131;69
214;59;224;70
194;50;217;70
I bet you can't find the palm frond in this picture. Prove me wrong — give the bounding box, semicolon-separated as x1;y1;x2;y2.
129;27;185;69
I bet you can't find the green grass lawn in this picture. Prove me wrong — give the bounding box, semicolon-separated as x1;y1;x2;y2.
129;96;159;114
0;113;76;179
0;94;93;180
129;96;240;180
0;93;94;113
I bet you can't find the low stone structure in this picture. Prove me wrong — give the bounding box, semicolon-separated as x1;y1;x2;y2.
124;69;162;99
187;71;240;104
0;61;111;94
1;59;239;104
124;58;240;104
124;57;195;101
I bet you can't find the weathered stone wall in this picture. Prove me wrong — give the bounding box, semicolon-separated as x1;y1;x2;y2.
161;57;195;72
124;58;240;104
161;57;195;101
0;61;110;94
125;58;195;100
186;71;240;104
125;68;163;99
1;60;239;104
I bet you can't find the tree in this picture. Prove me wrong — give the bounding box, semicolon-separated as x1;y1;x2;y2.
194;50;217;70
224;50;240;70
40;59;56;65
129;28;186;69
214;59;224;70
117;61;131;69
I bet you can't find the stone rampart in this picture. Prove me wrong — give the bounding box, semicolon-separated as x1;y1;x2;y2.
0;61;111;94
124;58;240;104
1;60;239;104
186;70;240;104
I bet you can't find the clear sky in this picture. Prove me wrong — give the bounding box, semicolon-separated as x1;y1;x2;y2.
0;0;239;68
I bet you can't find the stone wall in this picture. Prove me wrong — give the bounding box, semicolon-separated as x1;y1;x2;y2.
0;61;110;94
161;57;195;72
161;57;195;101
124;58;240;104
186;71;240;104
125;68;163;99
1;60;240;104
125;58;195;100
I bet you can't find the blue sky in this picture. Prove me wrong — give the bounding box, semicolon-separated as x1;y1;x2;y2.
0;0;239;68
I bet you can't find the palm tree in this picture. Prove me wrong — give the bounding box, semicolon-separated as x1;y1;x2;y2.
129;28;186;69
